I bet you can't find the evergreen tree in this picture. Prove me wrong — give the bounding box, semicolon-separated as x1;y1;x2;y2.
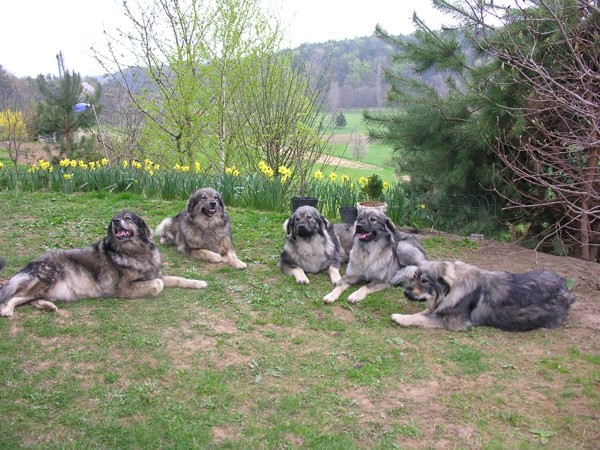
335;112;346;128
365;0;600;261
35;70;99;159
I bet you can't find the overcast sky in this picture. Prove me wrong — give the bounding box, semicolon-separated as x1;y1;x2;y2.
1;0;448;78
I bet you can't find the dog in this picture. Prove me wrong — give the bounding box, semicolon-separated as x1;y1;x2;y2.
0;211;207;317
391;260;575;331
155;188;246;269
278;206;352;284
323;208;427;304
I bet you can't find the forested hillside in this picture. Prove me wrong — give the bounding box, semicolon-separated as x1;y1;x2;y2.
294;35;448;110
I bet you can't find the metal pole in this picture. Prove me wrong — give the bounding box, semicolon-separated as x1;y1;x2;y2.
90;104;109;163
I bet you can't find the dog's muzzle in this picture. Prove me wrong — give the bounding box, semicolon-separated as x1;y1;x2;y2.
113;219;134;240
204;202;218;216
355;224;375;241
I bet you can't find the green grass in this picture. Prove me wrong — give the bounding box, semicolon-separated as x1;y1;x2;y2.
0;191;598;449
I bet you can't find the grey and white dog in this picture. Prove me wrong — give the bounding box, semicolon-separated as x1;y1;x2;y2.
323;208;427;304
278;206;351;284
155;188;246;269
0;211;207;317
392;260;575;331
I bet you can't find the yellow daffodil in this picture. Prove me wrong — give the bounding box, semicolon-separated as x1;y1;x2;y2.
258;161;274;178
314;170;324;180
63;173;73;180
194;162;201;173
225;165;240;176
341;174;350;183
328;172;337;181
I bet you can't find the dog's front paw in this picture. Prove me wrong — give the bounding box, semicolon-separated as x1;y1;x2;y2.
29;300;59;312
0;306;14;317
323;292;338;304
231;260;247;269
347;291;366;304
391;313;409;326
295;275;310;285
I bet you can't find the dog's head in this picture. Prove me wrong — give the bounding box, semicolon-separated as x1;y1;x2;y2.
404;260;457;307
187;188;225;218
107;210;153;247
284;206;329;239
354;208;396;243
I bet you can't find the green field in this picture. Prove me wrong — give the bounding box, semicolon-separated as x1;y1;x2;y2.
0;191;597;449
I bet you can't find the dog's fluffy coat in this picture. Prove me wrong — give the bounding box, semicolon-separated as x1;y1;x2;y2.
392;260;575;331
155;188;246;269
323;208;427;304
0;211;207;317
278;206;350;284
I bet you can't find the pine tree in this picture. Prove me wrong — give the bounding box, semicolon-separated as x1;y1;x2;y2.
365;0;600;261
35;70;99;159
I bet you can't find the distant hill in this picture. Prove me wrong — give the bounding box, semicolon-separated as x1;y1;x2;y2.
294;36;394;110
295;35;447;111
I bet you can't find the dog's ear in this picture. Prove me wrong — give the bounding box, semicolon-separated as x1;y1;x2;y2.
187;194;199;215
140;218;153;243
436;261;456;294
316;214;330;234
132;212;153;243
218;193;225;209
284;217;294;236
385;217;396;235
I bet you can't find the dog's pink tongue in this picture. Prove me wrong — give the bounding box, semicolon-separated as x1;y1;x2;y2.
359;232;369;239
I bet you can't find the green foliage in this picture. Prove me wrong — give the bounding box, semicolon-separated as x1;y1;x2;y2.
335;112;347;128
361;173;384;201
35;71;100;159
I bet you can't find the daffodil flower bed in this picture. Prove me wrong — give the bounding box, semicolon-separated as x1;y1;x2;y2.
0;158;426;223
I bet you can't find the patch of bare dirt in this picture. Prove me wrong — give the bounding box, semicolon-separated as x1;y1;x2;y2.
317;154;380;170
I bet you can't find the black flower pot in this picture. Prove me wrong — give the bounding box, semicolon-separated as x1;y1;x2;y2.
339;206;358;224
291;196;318;213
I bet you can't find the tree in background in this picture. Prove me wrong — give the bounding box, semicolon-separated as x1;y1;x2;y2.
94;0;283;170
349;131;368;161
35;67;100;160
0;66;36;169
227;50;333;196
365;0;600;261
335;112;347;128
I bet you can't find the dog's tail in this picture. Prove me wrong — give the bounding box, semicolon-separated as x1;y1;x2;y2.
154;218;175;244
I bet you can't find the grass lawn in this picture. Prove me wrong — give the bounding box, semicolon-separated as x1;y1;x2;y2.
0;191;598;449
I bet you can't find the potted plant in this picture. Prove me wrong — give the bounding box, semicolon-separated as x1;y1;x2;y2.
338;177;359;224
357;173;387;212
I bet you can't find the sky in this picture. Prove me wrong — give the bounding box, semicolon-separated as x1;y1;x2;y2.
0;0;448;78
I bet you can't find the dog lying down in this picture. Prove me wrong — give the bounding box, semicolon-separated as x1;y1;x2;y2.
155;187;246;269
323;208;427;304
0;211;207;317
278;206;353;285
392;260;575;331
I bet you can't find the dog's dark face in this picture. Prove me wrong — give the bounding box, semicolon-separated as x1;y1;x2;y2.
286;206;328;238
188;188;225;218
107;210;153;247
354;208;396;243
404;261;453;305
